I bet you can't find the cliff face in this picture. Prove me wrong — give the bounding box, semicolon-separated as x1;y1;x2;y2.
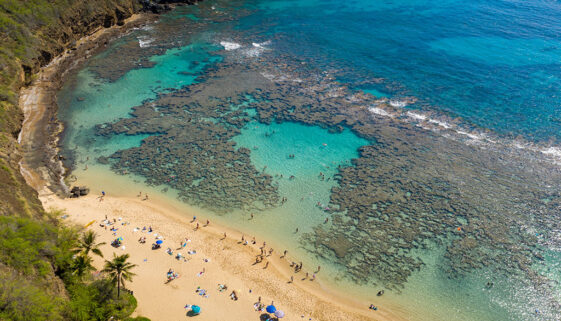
0;1;197;319
1;0;144;218
1;0;199;218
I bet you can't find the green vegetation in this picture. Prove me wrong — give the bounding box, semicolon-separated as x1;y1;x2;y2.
103;253;137;298
0;0;155;319
74;230;107;258
0;215;148;320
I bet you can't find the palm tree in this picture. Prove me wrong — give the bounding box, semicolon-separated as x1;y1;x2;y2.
74;230;106;258
102;253;137;298
71;254;95;279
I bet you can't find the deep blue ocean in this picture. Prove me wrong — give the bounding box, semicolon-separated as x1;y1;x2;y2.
242;0;561;142
56;0;561;320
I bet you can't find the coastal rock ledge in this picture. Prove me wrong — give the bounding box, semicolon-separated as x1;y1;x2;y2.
0;0;202;218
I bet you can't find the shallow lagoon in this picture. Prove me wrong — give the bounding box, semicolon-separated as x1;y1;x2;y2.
56;1;561;320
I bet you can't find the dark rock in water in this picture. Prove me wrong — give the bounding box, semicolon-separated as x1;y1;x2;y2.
79;187;90;196
86;43;561;312
97;156;110;164
70;186;89;197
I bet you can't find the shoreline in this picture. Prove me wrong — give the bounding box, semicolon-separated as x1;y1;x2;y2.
18;13;158;196
41;192;403;321
16;5;406;321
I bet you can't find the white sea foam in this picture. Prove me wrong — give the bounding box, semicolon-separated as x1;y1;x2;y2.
406;111;427;121
389;99;408;108
138;36;154;48
220;39;272;58
541;146;561;157
428;119;451;129
220;41;241;51
242;40;271;57
368;107;391;117
458;130;485;141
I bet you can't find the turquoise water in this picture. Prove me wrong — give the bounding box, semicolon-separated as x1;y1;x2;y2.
233;120;368;233
58;41;221;158
242;0;561;141
55;1;561;320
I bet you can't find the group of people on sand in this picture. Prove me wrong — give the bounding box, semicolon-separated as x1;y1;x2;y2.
99;195;382;318
167;268;179;282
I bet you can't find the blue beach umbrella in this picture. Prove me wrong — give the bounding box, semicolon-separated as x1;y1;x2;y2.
156;240;163;245
266;305;276;313
191;305;201;314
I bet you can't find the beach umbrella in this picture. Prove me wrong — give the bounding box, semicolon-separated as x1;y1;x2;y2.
156;240;163;245
117;237;123;241
266;305;276;313
274;310;285;318
191;305;201;314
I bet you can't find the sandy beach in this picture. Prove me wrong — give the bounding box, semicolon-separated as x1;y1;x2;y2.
40;192;405;321
17;9;393;321
18;6;405;321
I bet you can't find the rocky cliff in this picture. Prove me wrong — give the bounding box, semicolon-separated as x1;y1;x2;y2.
0;0;199;218
0;1;198;319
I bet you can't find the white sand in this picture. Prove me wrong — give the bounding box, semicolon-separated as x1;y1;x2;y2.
41;193;406;321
